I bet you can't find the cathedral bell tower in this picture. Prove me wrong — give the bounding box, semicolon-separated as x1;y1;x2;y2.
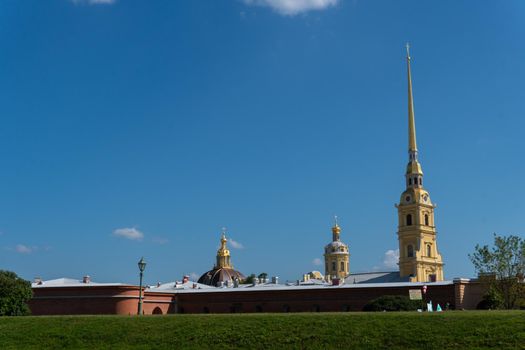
396;44;444;282
324;217;350;280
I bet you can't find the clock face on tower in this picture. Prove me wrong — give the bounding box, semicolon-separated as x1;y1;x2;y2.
422;194;428;202
405;195;411;203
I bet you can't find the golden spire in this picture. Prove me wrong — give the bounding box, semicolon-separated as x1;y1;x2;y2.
405;43;423;182
216;227;232;269
332;215;341;241
406;43;418;156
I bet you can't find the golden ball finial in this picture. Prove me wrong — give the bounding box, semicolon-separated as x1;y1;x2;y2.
332;215;341;234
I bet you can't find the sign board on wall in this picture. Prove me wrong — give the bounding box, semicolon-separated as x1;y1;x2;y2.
409;289;422;300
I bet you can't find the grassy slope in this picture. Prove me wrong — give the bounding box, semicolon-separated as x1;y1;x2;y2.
0;311;524;350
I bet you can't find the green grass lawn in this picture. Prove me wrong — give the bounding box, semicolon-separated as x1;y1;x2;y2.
0;311;524;349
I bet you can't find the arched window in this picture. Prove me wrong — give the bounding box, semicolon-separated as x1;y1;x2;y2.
340;261;345;271
406;214;412;226
407;245;414;258
419;178;422;185
153;307;163;315
425;214;429;226
408;178;412;185
427;244;432;257
332;262;336;271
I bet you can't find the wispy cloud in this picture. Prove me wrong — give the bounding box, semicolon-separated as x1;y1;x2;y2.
229;238;244;249
152;237;169;245
71;0;116;5
15;244;34;254
242;0;338;16
113;227;144;241
382;249;399;269
189;272;200;281
312;258;322;266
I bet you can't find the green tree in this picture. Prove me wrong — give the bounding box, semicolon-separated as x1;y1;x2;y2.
0;270;32;316
242;274;256;284
257;272;268;281
469;234;525;309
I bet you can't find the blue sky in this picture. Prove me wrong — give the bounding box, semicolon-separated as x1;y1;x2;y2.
1;0;524;285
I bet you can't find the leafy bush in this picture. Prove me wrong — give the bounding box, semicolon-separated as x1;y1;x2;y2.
477;288;504;310
363;295;421;312
0;270;32;316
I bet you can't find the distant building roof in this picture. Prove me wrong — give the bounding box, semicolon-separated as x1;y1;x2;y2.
344;271;410;284
148;280;214;292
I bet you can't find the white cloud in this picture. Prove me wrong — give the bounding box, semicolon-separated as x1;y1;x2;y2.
312;258;322;266
383;249;399;269
71;0;116;5
15;244;33;254
113;227;144;241
229;238;244;249
189;272;200;281
242;0;338;15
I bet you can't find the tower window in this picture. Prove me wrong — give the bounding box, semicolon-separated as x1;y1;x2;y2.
332;262;336;271
408;178;412;185
407;245;414;258
427;244;432;257
340;261;345;271
425;214;429;226
406;214;412;226
419;178;422;185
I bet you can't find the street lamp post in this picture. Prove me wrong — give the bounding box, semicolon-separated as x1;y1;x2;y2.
137;257;147;315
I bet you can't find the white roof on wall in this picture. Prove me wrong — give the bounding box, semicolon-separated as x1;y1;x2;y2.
32;276;460;294
32;277;128;288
